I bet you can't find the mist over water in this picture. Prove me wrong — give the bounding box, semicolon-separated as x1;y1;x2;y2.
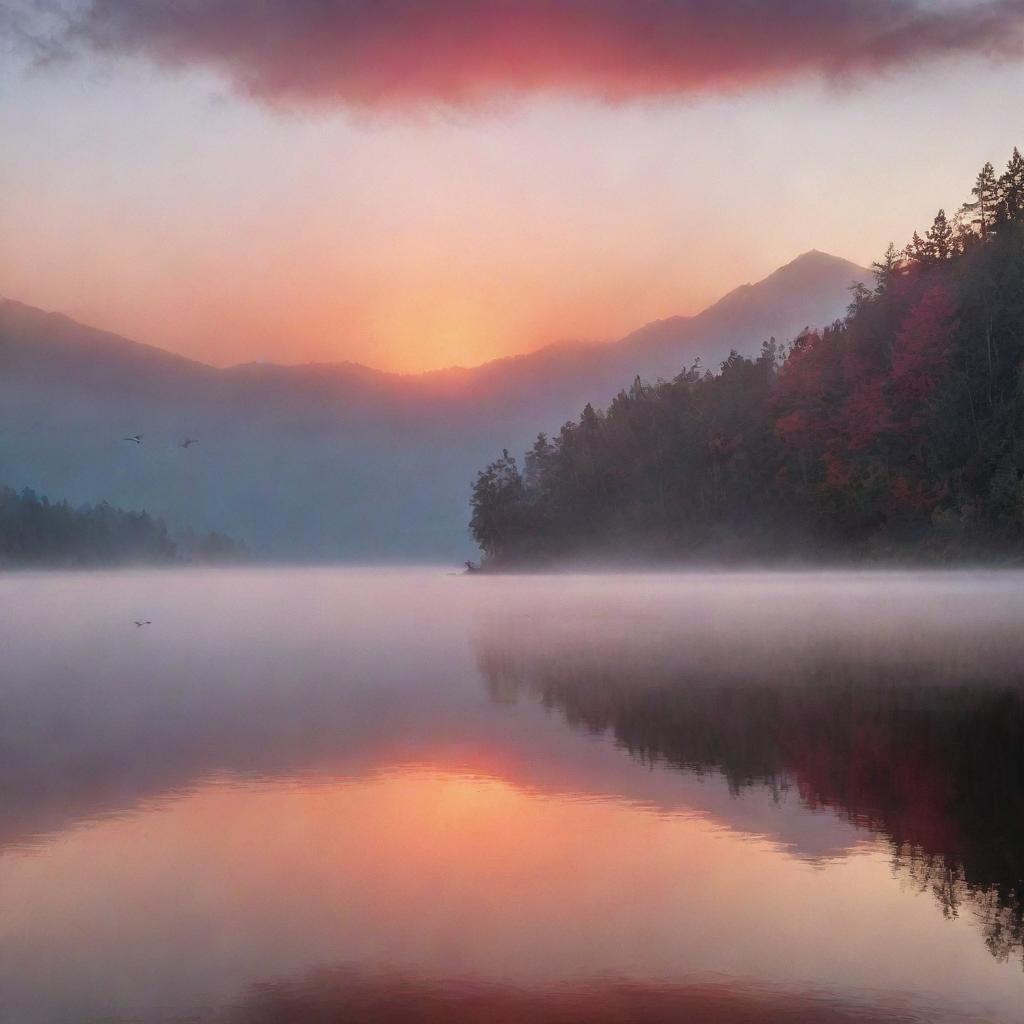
1;568;1023;1023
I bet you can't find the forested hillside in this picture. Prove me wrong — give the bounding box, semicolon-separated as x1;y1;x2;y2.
0;486;243;567
470;149;1024;565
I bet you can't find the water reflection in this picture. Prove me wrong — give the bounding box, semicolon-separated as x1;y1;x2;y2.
1;569;1023;1022
2;768;1011;1023
219;969;943;1024
475;588;1024;969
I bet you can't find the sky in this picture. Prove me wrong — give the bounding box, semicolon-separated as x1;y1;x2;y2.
2;1;1024;373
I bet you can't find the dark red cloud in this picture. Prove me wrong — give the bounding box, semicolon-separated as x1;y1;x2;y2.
58;0;1024;107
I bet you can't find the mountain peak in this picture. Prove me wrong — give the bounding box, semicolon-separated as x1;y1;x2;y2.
778;248;860;270
700;250;869;320
699;251;867;301
791;247;828;260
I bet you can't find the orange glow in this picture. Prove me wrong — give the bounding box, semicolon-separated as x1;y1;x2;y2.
0;183;726;373
5;29;1024;373
3;766;1020;1012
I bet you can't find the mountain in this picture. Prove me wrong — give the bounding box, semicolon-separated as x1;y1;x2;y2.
423;250;867;414
0;251;868;559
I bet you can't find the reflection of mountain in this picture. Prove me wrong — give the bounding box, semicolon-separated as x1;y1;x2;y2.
0;251;866;558
0;643;863;862
476;623;1024;967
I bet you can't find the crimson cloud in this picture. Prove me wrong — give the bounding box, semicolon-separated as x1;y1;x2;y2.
31;0;1024;107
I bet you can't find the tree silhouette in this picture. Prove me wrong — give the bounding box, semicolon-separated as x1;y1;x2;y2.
0;485;246;567
965;162;1000;239
925;209;954;262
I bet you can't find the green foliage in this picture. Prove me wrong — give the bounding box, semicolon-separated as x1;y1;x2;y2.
470;147;1024;566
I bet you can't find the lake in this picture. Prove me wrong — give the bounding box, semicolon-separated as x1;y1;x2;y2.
1;568;1023;1023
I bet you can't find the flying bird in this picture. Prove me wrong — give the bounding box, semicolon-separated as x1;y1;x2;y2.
123;434;143;444
134;620;152;627
180;438;199;448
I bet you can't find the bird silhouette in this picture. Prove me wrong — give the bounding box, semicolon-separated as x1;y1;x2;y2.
180;438;199;448
134;620;152;627
123;434;143;444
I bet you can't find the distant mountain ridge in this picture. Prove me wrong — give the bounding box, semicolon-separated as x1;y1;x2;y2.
0;250;868;558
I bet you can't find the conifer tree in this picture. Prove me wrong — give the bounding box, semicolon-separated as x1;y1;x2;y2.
906;230;930;265
524;433;554;491
871;242;900;293
965;162;1000;238
469;450;525;562
926;209;954;262
998;147;1024;223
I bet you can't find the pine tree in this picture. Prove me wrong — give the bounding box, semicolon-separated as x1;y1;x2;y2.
469;450;525;562
524;433;554;492
871;242;900;293
906;230;930;265
965;162;1000;238
998;147;1024;223
952;210;976;255
926;209;954;262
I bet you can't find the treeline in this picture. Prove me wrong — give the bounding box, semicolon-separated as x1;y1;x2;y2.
471;148;1024;565
0;485;246;567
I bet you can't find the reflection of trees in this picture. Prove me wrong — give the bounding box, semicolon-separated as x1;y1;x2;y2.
476;630;1024;967
897;847;1023;964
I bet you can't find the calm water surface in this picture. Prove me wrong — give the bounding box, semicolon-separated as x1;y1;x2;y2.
1;568;1023;1023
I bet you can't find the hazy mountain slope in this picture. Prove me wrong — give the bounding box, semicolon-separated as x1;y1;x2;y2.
619;249;865;372
0;251;868;559
431;250;868;418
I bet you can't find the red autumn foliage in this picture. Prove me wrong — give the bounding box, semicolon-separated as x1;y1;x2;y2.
774;330;831;407
891;284;958;429
842;376;892;451
772;332;841;455
774;409;812;447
